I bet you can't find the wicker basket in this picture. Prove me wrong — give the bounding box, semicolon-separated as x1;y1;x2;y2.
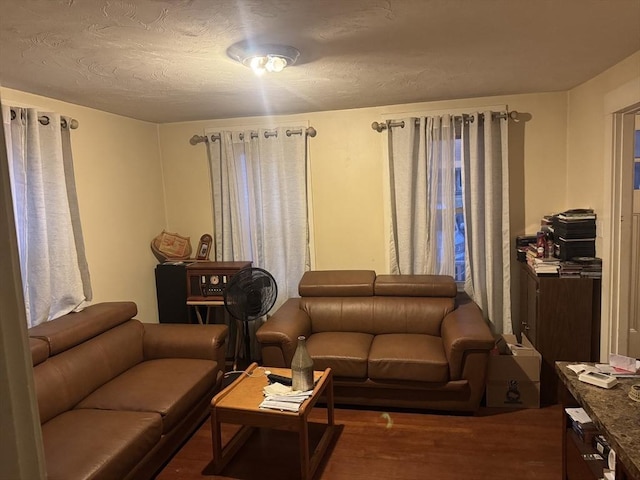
150;230;192;263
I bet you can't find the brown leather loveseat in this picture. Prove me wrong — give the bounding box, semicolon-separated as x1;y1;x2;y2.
256;270;494;412
28;301;228;480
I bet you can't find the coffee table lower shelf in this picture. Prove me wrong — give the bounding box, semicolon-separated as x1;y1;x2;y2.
210;363;335;480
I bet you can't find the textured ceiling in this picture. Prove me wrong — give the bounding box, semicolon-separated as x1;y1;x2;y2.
0;0;639;123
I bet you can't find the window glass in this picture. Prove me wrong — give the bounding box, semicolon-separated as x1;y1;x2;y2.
635;130;640;190
454;138;465;282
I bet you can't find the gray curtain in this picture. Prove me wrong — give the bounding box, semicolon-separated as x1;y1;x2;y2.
387;111;511;333
206;126;309;311
461;111;511;333
2;106;91;327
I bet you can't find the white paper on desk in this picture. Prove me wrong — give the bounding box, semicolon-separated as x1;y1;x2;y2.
259;399;301;412
264;393;313;403
565;407;593;424
609;353;639;373
567;364;598;375
596;364;617;374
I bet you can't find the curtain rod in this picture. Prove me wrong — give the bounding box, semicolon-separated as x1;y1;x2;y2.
9;108;79;129
189;126;317;145
371;111;519;133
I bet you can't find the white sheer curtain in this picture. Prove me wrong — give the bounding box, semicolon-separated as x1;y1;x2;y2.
387;111;511;333
461;111;511;334
388;115;457;276
206;127;309;311
2;106;91;327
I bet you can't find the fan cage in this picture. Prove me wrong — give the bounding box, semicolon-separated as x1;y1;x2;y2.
223;267;277;321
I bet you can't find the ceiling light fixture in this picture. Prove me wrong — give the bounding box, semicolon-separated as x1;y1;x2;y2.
227;42;300;76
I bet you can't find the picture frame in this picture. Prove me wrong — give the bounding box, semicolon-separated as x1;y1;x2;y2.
196;234;213;261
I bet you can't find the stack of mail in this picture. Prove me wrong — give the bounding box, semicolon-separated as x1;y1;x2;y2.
259;382;314;412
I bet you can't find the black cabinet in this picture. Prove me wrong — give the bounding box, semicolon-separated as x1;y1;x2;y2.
519;263;601;405
154;263;193;324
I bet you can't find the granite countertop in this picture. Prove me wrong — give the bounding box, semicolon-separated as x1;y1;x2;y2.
556;362;640;479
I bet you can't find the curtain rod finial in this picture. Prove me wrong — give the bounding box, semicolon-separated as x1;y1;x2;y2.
371;121;387;133
189;134;207;145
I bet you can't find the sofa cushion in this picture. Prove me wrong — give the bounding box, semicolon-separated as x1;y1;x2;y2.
33;320;146;424
30;338;49;366
301;297;454;336
374;274;457;297
306;332;373;378
42;408;162;480
76;358;217;433
29;302;137;355
299;270;375;297
368;334;449;383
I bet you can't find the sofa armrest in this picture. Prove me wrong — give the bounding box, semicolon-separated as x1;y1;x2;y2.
441;300;494;380
255;298;311;367
142;323;228;369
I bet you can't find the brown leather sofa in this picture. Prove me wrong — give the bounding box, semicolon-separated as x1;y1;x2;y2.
256;270;495;412
28;301;228;480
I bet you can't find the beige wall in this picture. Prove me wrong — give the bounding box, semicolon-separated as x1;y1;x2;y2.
1;88;165;323
566;50;640;244
159;92;569;275
566;50;640;357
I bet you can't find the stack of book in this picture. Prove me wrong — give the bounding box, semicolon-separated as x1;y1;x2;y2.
559;257;602;278
526;247;560;276
552;209;597;260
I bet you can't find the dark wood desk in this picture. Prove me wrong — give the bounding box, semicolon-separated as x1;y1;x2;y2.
520;263;601;405
556;362;639;480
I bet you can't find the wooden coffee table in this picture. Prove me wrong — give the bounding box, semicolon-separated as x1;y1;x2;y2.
210;363;335;480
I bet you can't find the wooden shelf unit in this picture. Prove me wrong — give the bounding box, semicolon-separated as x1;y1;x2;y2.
518;263;601;405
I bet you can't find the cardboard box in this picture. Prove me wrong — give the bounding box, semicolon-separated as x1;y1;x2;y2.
486;334;541;408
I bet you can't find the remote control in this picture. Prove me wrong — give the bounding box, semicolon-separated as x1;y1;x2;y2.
267;373;292;386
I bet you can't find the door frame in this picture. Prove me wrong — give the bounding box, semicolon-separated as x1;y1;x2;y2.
603;78;640;357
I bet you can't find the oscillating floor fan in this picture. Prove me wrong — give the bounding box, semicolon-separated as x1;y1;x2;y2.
223;267;278;370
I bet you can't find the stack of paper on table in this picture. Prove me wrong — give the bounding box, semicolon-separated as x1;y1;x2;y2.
259;382;314;412
567;355;640;379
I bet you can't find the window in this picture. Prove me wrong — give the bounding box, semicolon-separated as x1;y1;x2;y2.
454;137;465;282
635;130;640;190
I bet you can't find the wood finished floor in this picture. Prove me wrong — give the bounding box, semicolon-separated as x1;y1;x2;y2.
155;404;563;480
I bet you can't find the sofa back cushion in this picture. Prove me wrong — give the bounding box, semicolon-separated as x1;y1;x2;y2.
30;338;49;366
300;296;455;336
29;302;138;355
374;274;457;297
33;319;145;424
299;270;376;297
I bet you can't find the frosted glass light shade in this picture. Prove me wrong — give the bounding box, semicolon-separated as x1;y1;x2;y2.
227;42;300;76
